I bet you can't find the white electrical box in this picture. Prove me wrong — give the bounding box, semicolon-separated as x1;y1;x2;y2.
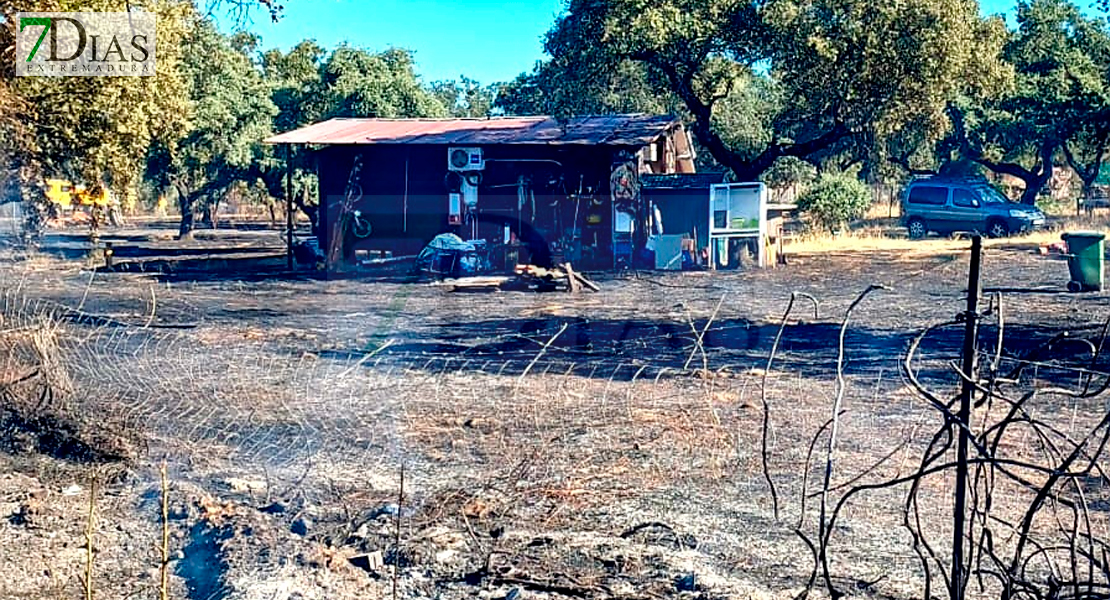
448;147;484;171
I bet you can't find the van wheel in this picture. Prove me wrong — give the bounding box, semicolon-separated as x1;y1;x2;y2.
907;218;927;240
986;219;1009;238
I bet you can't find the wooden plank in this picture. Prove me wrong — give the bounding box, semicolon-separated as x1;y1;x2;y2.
572;271;601;292
563;262;581;294
435;276;512;292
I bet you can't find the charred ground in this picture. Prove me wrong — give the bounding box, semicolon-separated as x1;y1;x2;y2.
1;223;1108;600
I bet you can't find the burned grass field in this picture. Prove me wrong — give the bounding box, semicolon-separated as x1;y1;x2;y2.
3;232;1110;600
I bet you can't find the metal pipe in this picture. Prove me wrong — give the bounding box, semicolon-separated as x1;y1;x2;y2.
482;158;564;168
403;149;409;233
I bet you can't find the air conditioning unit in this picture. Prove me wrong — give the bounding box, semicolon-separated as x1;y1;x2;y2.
448;147;484;172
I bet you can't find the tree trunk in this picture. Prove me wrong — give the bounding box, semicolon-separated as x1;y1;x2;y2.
975;141;1056;206
1020;159;1053;206
176;183;195;240
1019;175;1050;206
18;165;46;245
1062;139;1106;214
643;53;851;181
1082;181;1096;202
203;196;221;229
950;104;1055;205
293;184;320;240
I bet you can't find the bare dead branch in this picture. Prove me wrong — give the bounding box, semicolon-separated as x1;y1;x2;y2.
763;292;819;520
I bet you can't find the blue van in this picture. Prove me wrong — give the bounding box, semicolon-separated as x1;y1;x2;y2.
902;178;1046;239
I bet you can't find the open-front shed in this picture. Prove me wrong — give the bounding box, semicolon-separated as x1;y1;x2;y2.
265;114;696;274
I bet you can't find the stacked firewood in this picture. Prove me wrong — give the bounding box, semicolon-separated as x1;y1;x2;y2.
438;263;600;293
514;263;600;293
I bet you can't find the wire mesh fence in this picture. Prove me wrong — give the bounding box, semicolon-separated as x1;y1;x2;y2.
2;244;1110;600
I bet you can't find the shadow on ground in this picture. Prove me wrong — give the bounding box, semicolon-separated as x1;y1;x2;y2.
320;315;1099;384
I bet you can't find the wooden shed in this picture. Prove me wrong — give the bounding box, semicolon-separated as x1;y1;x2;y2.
265;115;696;273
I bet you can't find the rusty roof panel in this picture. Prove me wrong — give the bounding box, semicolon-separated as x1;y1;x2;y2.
265;114;680;146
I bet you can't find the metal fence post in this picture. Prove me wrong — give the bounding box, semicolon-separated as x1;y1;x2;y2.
952;235;982;600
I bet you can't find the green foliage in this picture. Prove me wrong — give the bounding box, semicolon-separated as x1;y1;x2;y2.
761;156;816;189
148;28;449;237
541;0;1004;181
493;68;548;116
256;42;449;236
952;0;1110;204
145;17;276;237
710;70;779;161
0;0;192;213
796;172;872;231
257;40;327;231
6;0;1108;243
431;77;498;117
313;46;447;119
495;59;675;117
264;43;447;125
1;1;476;242
261;40;327;131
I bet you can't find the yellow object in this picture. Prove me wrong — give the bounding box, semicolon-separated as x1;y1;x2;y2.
45;178;74;209
73;184;110;207
44;179;110;210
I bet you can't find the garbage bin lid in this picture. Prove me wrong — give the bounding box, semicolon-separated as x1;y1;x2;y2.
1062;231;1106;240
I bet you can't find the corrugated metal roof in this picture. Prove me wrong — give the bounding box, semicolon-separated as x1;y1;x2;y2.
641;173;728;190
265;114;681;146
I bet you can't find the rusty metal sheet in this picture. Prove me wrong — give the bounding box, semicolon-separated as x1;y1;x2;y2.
265;114;679;146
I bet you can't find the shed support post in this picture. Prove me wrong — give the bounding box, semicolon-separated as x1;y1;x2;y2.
285;144;294;270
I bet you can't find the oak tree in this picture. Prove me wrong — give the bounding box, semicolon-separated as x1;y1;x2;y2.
542;0;1002;181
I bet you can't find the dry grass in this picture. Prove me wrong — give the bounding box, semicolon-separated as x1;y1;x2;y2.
865;199;902;220
0;315;138;463
787;212;1110;255
785;230;972;255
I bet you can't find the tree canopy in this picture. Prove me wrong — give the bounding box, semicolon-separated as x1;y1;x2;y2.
936;0;1110;204
539;0;1009;181
431;76;499;118
144;16;275;237
1;0;192;215
255;42;452;235
312;46;447;120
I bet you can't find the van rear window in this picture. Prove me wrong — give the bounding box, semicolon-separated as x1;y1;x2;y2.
907;186;948;205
